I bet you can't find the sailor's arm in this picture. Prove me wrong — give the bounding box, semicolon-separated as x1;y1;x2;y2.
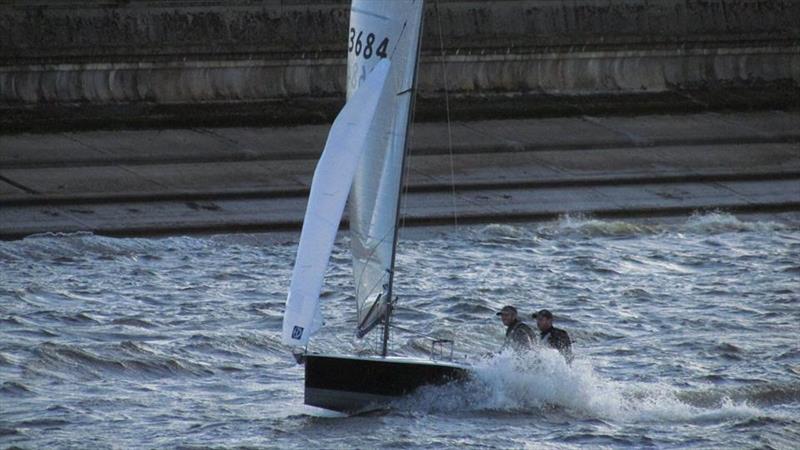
512;327;533;349
554;330;573;362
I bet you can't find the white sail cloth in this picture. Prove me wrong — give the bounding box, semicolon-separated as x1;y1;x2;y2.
348;0;425;336
282;59;391;347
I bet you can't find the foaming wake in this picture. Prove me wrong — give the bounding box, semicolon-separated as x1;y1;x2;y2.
395;349;765;424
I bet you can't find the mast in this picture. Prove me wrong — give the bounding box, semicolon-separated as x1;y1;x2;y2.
381;0;425;357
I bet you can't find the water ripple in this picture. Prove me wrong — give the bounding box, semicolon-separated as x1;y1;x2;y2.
0;213;798;447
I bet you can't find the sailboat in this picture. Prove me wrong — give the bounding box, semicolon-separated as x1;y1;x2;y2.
281;0;469;413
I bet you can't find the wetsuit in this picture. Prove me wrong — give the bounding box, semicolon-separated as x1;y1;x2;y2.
503;320;535;352
540;326;573;362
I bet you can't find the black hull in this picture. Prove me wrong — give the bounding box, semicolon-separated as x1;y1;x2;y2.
304;354;469;413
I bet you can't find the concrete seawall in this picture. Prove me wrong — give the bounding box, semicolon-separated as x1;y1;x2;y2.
1;0;799;130
2;110;798;239
1;1;798;239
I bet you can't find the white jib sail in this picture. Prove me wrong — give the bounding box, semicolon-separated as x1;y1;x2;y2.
282;59;391;347
348;0;425;337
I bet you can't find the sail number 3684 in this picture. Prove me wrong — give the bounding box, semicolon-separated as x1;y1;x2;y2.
348;28;389;59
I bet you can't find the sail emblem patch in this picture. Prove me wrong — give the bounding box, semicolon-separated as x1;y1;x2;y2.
291;326;304;340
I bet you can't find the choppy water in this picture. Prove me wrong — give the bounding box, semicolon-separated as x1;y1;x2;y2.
1;212;799;449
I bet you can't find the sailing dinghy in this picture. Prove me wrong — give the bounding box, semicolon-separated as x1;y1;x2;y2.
282;0;469;413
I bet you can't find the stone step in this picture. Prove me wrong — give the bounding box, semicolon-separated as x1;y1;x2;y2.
2;178;798;240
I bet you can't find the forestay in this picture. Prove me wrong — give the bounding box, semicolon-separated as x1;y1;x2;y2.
348;0;425;337
282;60;391;347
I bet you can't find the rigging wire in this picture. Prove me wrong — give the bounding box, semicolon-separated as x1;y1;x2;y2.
388;318;441;342
434;0;459;231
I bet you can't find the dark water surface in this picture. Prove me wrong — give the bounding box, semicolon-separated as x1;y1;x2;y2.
1;213;798;449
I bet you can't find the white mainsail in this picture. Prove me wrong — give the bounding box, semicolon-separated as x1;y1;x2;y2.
348;0;425;337
282;60;391;347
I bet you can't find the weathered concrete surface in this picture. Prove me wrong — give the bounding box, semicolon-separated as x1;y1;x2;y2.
4;111;799;168
4;0;797;62
2;45;796;103
2;179;797;239
1;111;798;239
1;0;798;130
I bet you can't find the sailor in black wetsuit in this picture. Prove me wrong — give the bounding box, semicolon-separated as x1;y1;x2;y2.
496;305;535;352
532;309;573;363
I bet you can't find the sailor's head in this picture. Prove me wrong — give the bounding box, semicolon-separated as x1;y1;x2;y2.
532;309;553;331
496;305;518;326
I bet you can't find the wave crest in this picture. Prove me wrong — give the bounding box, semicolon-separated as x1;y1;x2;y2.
684;212;789;234
540;215;658;238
